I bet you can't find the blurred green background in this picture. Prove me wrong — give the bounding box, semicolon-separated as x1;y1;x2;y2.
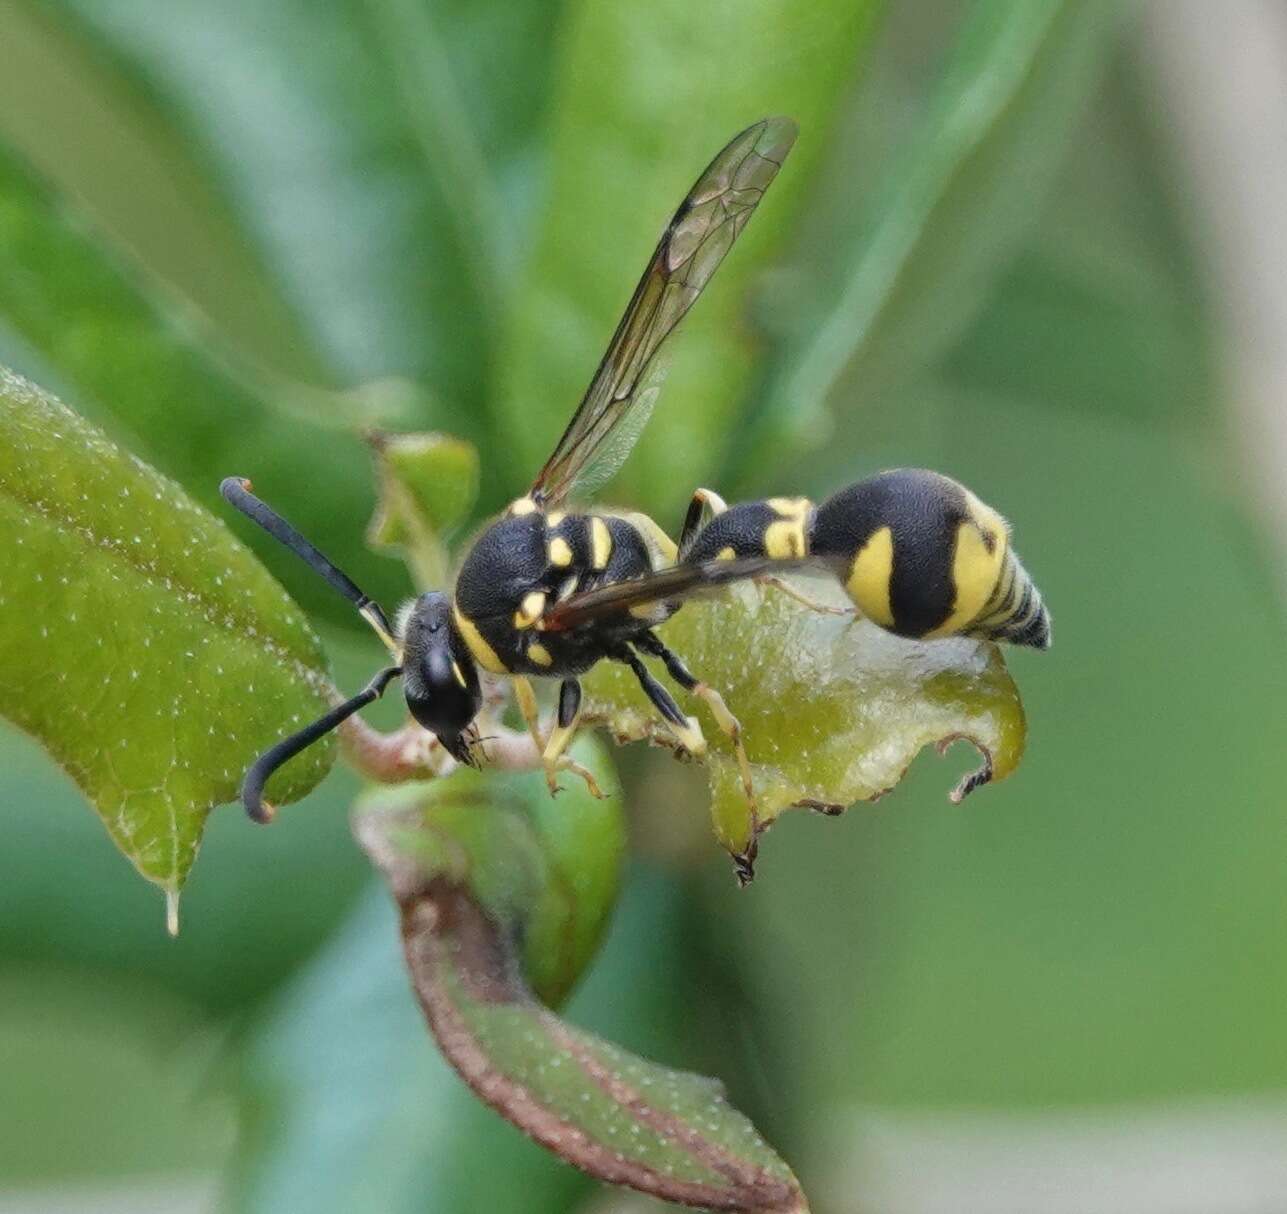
2;1;1286;1211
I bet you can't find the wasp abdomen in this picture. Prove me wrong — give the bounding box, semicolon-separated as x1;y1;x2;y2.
810;469;1049;648
680;496;814;563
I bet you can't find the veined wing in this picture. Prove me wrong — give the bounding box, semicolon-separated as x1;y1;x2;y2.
530;116;797;508
541;555;817;633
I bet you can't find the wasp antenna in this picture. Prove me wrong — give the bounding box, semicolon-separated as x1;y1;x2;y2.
220;477;397;649
241;665;402;823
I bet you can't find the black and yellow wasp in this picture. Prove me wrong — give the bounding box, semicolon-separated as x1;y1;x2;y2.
221;116;1049;827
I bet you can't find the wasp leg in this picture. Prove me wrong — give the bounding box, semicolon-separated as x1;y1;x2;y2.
678;487;729;556
613;644;706;758
512;675;546;750
636;631;755;804
539;678;605;799
756;574;853;616
514;675;602;798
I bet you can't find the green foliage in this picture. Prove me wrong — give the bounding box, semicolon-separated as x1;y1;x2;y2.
738;0;1125;480
355;746;625;1009
0;138;406;624
356;768;804;1212
493;0;887;512
38;0;562;439
7;2;1273;1213
584;585;1025;878
0;369;332;894
366;430;480;588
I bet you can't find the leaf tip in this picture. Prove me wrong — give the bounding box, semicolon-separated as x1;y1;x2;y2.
165;887;181;938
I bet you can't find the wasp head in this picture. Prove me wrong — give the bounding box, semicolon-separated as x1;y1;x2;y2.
400;591;482;764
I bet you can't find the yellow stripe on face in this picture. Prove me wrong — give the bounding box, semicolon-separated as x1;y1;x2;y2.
451;660;467;689
527;641;553;667
590;516;613;570
514;590;546;630
845;526;895;628
548;536;573;567
452;606;508;674
928;493;1009;638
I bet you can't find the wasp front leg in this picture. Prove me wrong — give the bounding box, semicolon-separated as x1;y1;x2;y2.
635;632;755;807
539;678;604;799
511;675;546;751
514;674;604;799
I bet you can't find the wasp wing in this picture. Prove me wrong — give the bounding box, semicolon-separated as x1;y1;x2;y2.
541;555;819;633
529;116;797;508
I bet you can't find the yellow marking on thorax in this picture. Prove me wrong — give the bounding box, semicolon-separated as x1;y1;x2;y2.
845;526;895;628
590;516;613;569
547;510;566;527
507;496;538;517
548;536;573;567
716;545;737;561
514;590;546;630
763;497;812;561
452;605;508;674
927;493;1009;638
527;641;553;667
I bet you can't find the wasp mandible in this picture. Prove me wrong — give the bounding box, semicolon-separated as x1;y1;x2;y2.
222;117;1049;827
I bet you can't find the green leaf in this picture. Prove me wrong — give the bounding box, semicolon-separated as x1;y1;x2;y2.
0;139;408;626
366;431;480;589
582;580;1026;880
355;744;625;1009
232;888;594;1214
492;0;887;512
739;0;1125;477
355;764;807;1212
0;368;332;897
0;0;326;382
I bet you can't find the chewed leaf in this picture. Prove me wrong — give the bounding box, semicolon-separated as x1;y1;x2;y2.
581;576;1026;879
0;368;333;896
355;769;807;1212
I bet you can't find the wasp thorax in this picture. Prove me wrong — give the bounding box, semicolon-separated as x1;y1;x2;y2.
400;591;481;761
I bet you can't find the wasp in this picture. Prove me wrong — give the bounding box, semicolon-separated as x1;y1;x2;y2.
222;116;1050;840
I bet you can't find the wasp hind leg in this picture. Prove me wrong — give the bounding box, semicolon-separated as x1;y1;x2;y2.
757;574;853;617
678;487;728;557
634;632;755;807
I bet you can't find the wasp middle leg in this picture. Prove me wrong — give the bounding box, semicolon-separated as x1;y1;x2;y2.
633;631;756;807
611;643;707;758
